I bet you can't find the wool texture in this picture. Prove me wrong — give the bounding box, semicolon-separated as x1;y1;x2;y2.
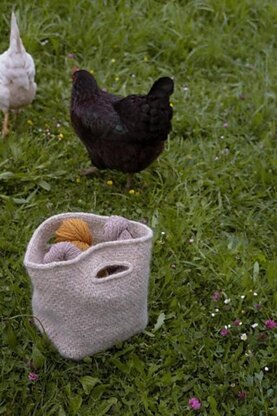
43;242;81;263
55;218;93;246
70;240;90;251
24;212;153;360
104;215;132;241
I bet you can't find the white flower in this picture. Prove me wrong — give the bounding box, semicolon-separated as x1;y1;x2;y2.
211;313;215;317
241;333;247;341
188;238;194;243
228;324;231;328
224;298;231;304
215;308;219;312
251;323;258;329
241;295;245;299
161;231;166;235
264;366;269;372
230;383;235;388
253;292;258;296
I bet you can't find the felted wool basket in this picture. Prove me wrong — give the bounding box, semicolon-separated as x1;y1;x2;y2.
24;212;153;360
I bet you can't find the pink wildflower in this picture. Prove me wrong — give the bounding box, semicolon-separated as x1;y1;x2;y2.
237;391;247;401
212;291;221;301
265;319;277;329
28;372;39;382
255;303;261;310
188;397;202;410
223;122;228;128
233;319;242;326
220;328;230;336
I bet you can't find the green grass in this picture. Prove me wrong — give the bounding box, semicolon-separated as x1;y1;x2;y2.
0;0;276;414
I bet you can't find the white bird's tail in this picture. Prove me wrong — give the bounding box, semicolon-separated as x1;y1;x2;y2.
9;12;25;53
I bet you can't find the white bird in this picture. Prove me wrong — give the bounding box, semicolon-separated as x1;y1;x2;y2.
0;12;36;137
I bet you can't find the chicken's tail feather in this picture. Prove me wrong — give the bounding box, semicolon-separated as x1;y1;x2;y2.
10;12;25;53
148;77;174;98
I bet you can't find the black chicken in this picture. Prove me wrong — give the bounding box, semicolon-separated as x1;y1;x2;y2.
70;70;174;187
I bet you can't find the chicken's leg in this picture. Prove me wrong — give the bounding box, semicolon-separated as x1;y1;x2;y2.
2;112;9;137
126;173;134;190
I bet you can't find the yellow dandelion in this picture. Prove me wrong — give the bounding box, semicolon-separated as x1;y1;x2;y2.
27;119;33;126
76;177;81;183
170;102;174;107
58;133;64;140
128;189;135;195
143;55;149;62
106;180;113;186
89;69;94;75
111;58;116;64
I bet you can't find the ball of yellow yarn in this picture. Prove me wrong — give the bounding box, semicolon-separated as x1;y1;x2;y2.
71;240;90;251
55;218;93;248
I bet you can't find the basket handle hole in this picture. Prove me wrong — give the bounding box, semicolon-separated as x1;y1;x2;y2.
96;264;129;278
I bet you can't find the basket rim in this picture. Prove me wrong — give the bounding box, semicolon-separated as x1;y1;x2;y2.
24;212;153;270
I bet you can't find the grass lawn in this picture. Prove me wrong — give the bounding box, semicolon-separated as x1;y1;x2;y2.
0;0;276;414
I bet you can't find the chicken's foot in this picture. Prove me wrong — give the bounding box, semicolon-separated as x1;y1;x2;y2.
80;166;99;176
1;112;9;137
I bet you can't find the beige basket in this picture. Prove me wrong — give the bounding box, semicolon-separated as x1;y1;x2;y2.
24;212;153;360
